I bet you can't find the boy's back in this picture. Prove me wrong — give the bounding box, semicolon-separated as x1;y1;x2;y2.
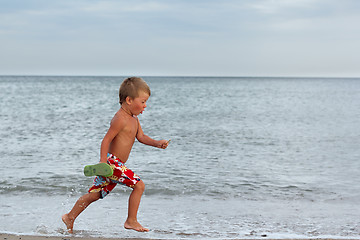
105;109;138;163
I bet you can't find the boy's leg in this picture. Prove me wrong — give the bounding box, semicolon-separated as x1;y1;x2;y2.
62;192;101;233
124;180;149;232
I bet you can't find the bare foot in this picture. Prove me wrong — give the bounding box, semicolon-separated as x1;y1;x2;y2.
124;219;149;232
62;214;74;234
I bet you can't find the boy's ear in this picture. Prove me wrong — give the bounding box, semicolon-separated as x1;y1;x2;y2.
125;96;133;105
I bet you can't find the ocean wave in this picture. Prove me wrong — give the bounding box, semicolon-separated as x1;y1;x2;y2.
0;176;339;203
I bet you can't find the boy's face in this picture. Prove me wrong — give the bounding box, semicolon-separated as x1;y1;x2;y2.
128;91;149;116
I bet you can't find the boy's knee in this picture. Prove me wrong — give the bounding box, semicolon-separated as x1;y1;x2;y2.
134;180;145;192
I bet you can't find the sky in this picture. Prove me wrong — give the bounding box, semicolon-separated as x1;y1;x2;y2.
0;0;360;77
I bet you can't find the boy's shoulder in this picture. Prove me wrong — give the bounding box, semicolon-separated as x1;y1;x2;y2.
110;110;138;128
109;110;126;129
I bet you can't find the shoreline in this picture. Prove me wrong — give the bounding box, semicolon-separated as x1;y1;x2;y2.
1;233;359;240
0;233;150;240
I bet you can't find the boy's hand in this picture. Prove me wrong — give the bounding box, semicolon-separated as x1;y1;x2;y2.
158;139;171;149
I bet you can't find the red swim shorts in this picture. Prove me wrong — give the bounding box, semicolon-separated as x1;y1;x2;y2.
88;153;141;198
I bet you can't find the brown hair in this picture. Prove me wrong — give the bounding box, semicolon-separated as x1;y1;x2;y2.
119;77;151;105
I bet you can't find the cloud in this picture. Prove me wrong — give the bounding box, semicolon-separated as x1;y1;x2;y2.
0;0;359;76
247;0;320;15
82;1;170;13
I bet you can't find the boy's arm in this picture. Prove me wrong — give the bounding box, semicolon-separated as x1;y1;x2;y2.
136;118;169;149
100;117;125;163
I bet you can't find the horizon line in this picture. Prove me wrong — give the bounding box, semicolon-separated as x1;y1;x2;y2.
0;74;359;79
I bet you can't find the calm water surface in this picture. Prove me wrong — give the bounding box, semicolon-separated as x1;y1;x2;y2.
0;76;359;239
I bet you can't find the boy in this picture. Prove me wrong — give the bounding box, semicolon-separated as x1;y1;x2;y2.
62;77;169;233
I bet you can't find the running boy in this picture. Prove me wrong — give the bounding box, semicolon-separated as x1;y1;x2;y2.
62;77;169;233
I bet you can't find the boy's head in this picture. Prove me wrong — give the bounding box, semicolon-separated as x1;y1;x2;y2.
119;77;151;105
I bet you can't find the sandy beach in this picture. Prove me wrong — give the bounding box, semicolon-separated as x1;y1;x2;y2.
1;234;358;240
0;233;151;240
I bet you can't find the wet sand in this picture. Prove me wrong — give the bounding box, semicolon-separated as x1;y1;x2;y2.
0;234;150;240
0;233;357;240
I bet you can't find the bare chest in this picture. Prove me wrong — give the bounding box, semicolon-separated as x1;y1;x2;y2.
119;117;138;140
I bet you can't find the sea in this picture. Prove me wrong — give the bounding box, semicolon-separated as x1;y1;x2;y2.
0;76;359;239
